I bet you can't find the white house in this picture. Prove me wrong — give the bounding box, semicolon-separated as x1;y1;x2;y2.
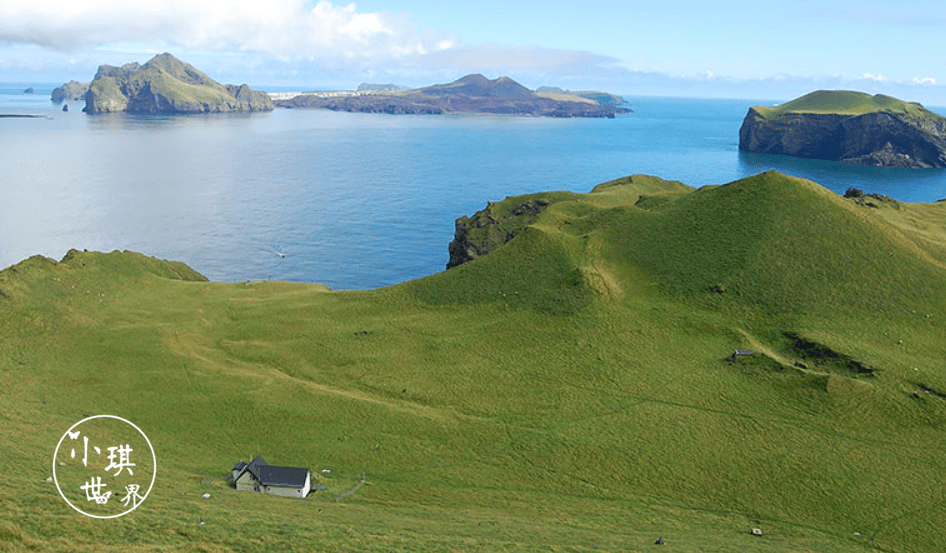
232;456;312;499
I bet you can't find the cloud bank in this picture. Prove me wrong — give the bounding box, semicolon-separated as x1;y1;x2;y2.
0;0;451;62
0;0;631;79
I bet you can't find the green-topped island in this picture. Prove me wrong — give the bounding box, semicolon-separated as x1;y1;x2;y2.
739;90;946;168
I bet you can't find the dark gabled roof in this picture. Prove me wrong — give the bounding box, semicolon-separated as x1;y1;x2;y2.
235;455;269;482
258;465;310;488
247;455;268;479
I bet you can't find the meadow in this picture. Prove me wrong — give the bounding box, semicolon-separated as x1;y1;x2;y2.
2;171;946;552
752;90;936;119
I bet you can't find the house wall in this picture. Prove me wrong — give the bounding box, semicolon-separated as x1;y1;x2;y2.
301;472;311;496
235;471;260;492
260;471;311;499
235;468;311;498
263;485;301;498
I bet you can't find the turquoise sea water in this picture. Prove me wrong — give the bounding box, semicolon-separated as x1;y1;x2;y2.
3;83;946;289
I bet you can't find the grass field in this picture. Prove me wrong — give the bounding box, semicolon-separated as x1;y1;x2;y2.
2;171;946;552
753;90;938;120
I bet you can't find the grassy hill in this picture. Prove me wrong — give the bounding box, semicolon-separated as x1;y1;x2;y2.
752;90;935;119
3;172;946;552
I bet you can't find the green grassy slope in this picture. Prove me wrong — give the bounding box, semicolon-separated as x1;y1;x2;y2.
138;68;235;106
754;90;936;119
3;172;946;552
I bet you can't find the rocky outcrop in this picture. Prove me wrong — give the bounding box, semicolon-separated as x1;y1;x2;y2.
84;53;273;114
843;187;901;209
447;198;551;269
51;81;90;102
739;93;946;168
277;74;630;118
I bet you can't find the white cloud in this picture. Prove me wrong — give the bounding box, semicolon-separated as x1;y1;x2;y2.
0;1;625;83
0;0;451;64
861;72;885;81
913;76;937;85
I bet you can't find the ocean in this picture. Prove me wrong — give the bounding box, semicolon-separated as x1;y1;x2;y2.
2;83;945;289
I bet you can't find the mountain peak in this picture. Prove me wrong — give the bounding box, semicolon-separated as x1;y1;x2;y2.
456;73;489;85
422;74;535;100
143;52;186;72
142;53;211;86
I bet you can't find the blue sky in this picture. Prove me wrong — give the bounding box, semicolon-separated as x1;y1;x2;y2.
2;0;945;103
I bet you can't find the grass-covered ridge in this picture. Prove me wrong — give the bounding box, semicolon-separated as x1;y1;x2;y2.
3;171;946;552
753;90;938;119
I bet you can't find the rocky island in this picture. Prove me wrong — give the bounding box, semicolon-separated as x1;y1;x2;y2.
84;53;273;114
51;80;90;102
739;90;946;168
275;74;629;118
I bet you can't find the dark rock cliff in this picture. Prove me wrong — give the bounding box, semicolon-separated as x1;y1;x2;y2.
739;107;946;168
447;198;551;269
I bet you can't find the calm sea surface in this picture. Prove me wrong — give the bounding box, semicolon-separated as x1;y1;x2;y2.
3;83;946;289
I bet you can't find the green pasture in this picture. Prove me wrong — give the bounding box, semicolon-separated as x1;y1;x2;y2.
2;172;946;552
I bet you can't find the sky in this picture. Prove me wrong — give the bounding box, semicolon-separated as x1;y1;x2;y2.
1;0;945;103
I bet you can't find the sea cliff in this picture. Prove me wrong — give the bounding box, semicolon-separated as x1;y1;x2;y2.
739;90;946;168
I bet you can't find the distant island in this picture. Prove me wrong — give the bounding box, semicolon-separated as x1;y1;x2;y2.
739;90;946;168
274;74;630;118
83;53;273;114
51;80;90;102
534;86;625;107
357;83;405;92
